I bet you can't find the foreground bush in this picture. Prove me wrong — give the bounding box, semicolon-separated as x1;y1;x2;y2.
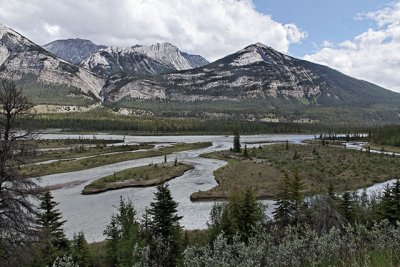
184;221;400;267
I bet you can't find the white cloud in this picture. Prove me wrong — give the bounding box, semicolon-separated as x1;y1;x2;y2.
304;2;400;93
0;0;306;61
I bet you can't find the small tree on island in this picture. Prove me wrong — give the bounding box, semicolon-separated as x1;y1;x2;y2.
233;131;241;153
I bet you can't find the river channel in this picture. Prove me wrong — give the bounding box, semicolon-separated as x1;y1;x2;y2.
37;134;395;242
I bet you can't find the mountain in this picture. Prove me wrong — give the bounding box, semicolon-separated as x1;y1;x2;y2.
0;24;104;102
43;38;106;65
103;42;398;104
1;23;399;124
81;43;209;78
102;43;400;123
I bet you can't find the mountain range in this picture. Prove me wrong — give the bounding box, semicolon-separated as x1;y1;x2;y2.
0;23;399;124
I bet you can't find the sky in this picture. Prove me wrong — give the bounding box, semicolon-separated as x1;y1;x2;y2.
0;0;399;93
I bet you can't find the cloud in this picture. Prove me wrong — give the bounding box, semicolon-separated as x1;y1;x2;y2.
0;0;306;61
304;2;400;93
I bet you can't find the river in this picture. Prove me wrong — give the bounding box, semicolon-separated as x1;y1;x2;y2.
36;134;396;242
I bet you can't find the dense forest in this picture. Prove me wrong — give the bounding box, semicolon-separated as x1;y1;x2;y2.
22;108;388;135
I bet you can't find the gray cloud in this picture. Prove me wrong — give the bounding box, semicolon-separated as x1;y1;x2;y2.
0;0;306;60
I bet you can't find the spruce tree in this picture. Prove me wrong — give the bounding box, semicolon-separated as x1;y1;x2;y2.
273;173;293;227
147;184;182;267
338;191;355;223
33;190;69;267
208;203;235;243
243;144;249;157
235;189;263;242
104;197;140;267
379;179;400;224
233;131;241;153
289;171;305;223
71;232;90;267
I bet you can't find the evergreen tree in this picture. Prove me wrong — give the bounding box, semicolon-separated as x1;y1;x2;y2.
289;171;305;224
233;131;241;153
285;140;289;150
208;190;263;243
378;179;400;224
147;184;182;267
33;190;69;267
208;203;235;243
71;232;90;267
235;189;263;242
243;144;249;157
104;197;140;267
338;191;355;223
273;173;293;227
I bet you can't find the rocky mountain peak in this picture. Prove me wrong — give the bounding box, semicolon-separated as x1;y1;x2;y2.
0;23;38;52
0;24;104;99
43;38;106;65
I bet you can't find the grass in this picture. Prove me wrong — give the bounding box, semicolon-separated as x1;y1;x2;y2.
32;138;124;149
82;162;194;194
368;144;400;154
191;143;400;201
25;142;211;176
32;143;153;163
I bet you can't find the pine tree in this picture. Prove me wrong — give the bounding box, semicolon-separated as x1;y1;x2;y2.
208;203;235;243
71;232;90;267
338;191;355;223
104;197;140;267
289;171;305;224
33;190;69;267
273;173;293;227
233;131;241;153
235;189;263;242
243;144;249;157
378;179;400;224
147;184;182;267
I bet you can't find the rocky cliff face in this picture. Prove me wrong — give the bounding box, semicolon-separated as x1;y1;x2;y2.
80;43;209;78
0;24;104;100
103;42;400;109
43;38;106;65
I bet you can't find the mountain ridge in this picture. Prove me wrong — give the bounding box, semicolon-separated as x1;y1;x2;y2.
0;24;399;124
80;42;209;78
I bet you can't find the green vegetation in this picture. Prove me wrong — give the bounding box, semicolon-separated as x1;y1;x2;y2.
103;197;140;267
31;190;69;267
24;142;211;176
18;74;97;106
22;106;389;135
6;179;400;266
191;143;400;200
371;125;400;147
368;144;400;154
82;162;194;194
32;138;124;149
32;143;152;163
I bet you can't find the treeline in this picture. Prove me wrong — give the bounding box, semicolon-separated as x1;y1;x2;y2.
21;109;377;135
316;124;400;147
6;176;400;266
370;125;400;147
